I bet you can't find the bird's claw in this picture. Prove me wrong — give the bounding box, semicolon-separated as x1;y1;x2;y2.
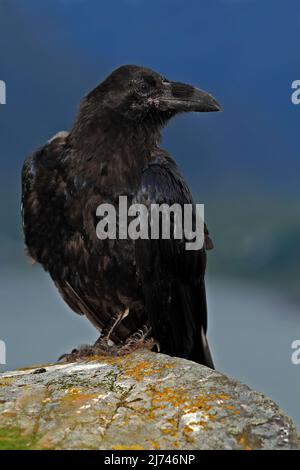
57;342;118;363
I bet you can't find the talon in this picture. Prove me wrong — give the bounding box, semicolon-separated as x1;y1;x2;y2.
117;324;153;355
151;340;161;352
124;324;151;346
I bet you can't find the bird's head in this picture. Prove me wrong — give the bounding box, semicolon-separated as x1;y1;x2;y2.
85;65;221;126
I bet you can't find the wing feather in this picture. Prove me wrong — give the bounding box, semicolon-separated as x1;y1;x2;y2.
134;150;214;367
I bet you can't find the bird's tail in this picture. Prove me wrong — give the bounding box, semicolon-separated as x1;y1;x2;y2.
188;281;214;368
144;278;214;369
189;326;214;369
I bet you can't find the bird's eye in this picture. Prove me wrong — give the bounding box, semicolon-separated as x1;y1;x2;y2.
133;79;152;96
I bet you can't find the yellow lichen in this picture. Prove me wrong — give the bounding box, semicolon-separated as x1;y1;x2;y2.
124;361;154;381
161;428;178;437
149;440;161;449
0;377;15;387
112;444;144;450
183;425;193;434
60;388;98;406
68;387;80;396
237;430;255;450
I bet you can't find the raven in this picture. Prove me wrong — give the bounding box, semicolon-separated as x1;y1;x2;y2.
22;65;221;368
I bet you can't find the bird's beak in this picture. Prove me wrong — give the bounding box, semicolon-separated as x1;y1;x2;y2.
157;81;222;113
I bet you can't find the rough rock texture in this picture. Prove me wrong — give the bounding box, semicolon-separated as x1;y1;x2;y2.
0;350;299;450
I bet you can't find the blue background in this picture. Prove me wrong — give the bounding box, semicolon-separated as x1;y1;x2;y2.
0;0;299;430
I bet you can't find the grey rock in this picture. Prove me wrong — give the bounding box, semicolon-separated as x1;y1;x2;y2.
0;350;299;450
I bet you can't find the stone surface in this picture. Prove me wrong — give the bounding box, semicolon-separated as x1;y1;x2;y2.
0;350;299;450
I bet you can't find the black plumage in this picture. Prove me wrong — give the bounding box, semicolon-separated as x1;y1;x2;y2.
22;65;221;368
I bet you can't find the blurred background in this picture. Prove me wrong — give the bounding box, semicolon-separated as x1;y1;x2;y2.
0;0;299;429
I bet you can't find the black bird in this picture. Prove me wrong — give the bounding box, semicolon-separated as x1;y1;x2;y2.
22;65;221;368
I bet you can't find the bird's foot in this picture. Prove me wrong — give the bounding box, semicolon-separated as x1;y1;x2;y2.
117;325;159;355
58;321;159;363
58;339;118;363
58;308;131;363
